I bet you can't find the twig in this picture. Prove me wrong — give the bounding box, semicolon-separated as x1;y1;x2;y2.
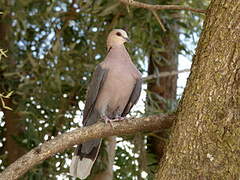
0;114;175;180
151;10;166;32
0;91;14;111
142;69;190;81
119;0;206;14
0;49;8;61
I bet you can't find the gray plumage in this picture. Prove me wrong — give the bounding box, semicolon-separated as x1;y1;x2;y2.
70;29;142;179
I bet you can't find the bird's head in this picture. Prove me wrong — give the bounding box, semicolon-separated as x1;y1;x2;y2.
107;29;130;51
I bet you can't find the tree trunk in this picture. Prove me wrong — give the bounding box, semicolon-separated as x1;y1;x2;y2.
0;12;25;165
147;24;178;160
92;137;116;180
157;0;240;179
147;32;178;110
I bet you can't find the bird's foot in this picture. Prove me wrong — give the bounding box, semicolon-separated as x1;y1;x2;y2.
101;116;125;127
113;116;125;121
101;116;114;127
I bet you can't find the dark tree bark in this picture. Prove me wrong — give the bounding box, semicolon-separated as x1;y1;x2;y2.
0;13;26;165
2;101;25;165
157;0;240;179
148;32;178;110
92;136;116;180
147;23;178;160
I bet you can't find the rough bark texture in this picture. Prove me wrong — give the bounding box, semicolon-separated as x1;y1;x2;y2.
0;114;175;180
157;0;240;179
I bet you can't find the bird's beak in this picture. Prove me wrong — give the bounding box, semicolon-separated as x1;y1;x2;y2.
123;37;131;43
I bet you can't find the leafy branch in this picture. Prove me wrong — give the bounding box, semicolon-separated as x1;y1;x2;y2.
118;0;206;33
118;0;206;14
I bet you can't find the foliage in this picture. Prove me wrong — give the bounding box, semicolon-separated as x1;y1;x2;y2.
0;49;13;110
0;0;208;179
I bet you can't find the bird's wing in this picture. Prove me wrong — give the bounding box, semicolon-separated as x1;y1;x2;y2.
121;78;142;117
82;64;108;125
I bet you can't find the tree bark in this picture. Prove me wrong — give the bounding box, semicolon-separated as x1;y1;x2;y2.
0;11;26;165
157;0;240;179
148;31;178;110
147;17;178;161
92;136;116;180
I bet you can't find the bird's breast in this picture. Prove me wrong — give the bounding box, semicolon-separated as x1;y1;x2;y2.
95;66;136;117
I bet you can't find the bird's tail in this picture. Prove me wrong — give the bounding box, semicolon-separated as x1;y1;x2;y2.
70;139;102;179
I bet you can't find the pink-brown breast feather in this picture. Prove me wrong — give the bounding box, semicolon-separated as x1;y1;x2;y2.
94;46;141;116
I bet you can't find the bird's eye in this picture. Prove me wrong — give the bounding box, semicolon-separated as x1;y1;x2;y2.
116;32;121;36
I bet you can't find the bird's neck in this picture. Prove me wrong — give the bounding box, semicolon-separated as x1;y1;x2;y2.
106;45;132;63
107;42;123;50
108;44;126;52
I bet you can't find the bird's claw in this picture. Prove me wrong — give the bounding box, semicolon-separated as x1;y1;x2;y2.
101;116;114;127
101;116;125;128
114;116;125;121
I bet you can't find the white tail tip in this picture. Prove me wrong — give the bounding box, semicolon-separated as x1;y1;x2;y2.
70;156;94;179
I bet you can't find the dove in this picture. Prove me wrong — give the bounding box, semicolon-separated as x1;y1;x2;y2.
70;29;142;179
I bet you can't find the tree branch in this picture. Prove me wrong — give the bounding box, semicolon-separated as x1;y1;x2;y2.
142;69;190;81
0;114;175;180
119;0;206;14
151;10;166;32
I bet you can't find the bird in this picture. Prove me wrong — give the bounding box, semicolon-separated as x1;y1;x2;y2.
70;29;142;179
